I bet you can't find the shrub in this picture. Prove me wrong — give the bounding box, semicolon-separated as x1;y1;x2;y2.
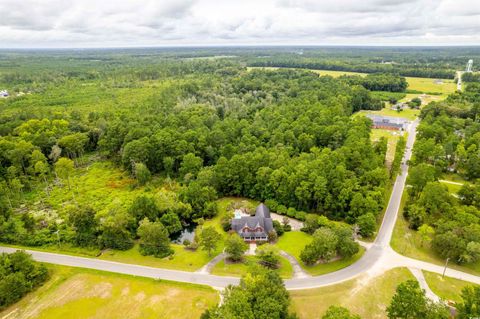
264;199;279;211
256;244;280;269
356;213;376;237
272;220;284;236
287;207;297;218
277;205;287;215
0;251;49;309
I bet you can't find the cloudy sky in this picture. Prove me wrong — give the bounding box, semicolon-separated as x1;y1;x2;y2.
1;0;479;48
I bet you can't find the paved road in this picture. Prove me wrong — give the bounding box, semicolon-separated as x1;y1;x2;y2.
1;118;479;290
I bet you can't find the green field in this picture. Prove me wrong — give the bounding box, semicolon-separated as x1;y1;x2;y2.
404;77;456;95
211;255;293;279
423;271;473;303
0;265;219;319
290;267;415;319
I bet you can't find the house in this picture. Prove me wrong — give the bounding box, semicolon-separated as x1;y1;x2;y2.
366;114;408;131
231;203;275;242
0;90;8;98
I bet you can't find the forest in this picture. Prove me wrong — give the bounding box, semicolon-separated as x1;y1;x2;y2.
0;47;478;266
404;82;480;265
0;49;400;253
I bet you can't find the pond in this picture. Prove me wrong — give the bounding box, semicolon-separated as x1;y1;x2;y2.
170;224;196;244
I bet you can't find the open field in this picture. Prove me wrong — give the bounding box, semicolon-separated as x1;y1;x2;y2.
0;265;219;319
391;190;480;276
423;270;473;303
276;231;365;276
404;76;456;95
247;66;456;96
290;267;415;319
211;255;293;278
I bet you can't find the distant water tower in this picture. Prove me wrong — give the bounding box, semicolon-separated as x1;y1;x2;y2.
466;59;473;72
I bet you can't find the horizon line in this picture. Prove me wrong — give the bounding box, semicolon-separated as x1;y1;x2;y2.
1;43;480;50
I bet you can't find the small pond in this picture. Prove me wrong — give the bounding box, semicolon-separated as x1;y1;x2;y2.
170;224;196;244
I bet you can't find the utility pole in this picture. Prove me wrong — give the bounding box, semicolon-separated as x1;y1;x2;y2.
442;258;450;278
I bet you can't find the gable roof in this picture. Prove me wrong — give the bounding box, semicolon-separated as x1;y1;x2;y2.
231;203;274;238
255;203;271;219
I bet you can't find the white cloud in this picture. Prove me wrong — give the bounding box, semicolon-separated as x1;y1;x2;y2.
0;0;479;47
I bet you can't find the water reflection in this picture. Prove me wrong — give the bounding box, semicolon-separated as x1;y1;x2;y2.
170;224;196;244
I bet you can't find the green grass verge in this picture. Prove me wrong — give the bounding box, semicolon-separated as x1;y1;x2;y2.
422;270;473;304
5;242;220;272
0;264;219;319
210;255;293;279
290;267;415;319
99;243;221;272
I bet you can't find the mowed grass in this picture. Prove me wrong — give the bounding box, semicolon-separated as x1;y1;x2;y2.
439;173;468;194
276;231;365;276
290;267;415;319
405;77;456;95
391;190;480;276
99;243;220;272
423;270;473;304
370;128;401;164
440;181;463;194
211;255;293;279
0;265;219;319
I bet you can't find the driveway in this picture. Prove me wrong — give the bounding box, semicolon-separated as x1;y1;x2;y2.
2;118;479;290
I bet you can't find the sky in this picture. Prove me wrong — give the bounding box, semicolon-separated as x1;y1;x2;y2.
0;0;479;48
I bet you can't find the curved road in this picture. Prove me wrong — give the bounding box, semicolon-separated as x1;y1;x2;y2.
1;118;479;290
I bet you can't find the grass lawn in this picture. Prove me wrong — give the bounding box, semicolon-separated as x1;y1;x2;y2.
0;265;219;319
423;270;473;304
391;190;480;276
276;231;365;276
276;231;313;260
290;267;415;319
439;173;468;194
211;255;293;279
99;243;221;272
440;181;463;194
6;242;220;272
370;128;401;164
